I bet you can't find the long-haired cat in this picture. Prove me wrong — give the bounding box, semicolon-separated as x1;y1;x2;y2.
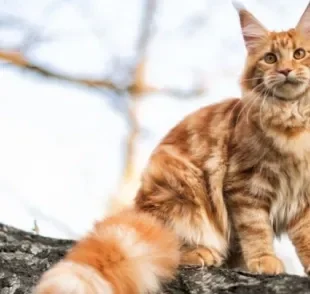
34;1;310;293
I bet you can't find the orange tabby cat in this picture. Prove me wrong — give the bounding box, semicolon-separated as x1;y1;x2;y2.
34;2;310;293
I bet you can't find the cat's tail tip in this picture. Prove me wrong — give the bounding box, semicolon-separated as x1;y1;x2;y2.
33;261;114;294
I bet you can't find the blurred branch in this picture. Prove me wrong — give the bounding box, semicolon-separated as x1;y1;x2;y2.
135;0;156;58
0;0;206;215
108;0;157;213
108;0;207;213
0;49;204;96
0;14;31;28
123;62;146;181
122;0;158;183
0;50;120;90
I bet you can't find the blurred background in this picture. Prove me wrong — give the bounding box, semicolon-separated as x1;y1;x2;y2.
0;0;308;275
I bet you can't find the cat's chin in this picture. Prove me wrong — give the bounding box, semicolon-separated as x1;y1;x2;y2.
265;83;309;101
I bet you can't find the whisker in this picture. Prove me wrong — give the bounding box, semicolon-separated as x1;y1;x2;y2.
241;77;263;82
265;78;280;84
259;89;270;130
227;99;243;122
246;94;261;125
270;86;277;110
236;84;264;124
236;98;254;124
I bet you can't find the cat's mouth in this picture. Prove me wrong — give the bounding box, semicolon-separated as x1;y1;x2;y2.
276;74;304;85
281;80;294;85
269;74;308;85
281;77;302;85
270;83;308;101
264;74;306;89
263;78;309;101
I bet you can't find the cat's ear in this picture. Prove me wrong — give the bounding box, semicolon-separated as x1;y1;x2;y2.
232;1;268;53
296;2;310;37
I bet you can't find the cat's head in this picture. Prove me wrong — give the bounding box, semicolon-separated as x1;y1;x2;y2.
234;1;310;101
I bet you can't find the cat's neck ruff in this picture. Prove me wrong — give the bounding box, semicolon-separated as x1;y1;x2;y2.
239;89;310;157
242;88;310;125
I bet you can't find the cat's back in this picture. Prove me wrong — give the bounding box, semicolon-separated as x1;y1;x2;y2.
155;97;241;166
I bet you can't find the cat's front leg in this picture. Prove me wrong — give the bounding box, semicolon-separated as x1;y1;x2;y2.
229;194;285;274
287;206;310;275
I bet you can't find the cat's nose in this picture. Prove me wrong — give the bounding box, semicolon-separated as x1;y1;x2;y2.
277;68;292;76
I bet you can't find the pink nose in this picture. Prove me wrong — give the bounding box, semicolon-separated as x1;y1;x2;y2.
277;68;292;76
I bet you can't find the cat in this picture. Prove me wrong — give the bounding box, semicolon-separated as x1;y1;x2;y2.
34;1;310;293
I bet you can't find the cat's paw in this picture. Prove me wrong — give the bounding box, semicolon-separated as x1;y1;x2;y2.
180;246;223;267
247;255;285;275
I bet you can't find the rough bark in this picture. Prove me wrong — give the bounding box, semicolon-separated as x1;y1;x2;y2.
1;223;310;294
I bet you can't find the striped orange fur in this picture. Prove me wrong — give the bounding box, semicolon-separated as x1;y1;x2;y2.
34;1;310;293
34;208;180;294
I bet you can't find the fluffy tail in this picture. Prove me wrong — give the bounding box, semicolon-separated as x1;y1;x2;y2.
33;208;180;294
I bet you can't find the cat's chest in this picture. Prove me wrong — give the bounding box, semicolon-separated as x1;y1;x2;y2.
269;157;310;234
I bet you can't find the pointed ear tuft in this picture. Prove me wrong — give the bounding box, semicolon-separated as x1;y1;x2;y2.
296;2;310;37
232;0;246;13
232;1;268;53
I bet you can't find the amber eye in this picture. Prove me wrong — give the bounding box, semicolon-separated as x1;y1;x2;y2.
294;48;306;60
264;52;277;64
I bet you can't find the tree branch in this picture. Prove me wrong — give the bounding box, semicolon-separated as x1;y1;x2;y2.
0;50;119;90
1;222;310;294
0;50;204;97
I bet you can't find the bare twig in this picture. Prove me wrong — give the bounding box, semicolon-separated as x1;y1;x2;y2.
0;49;204;96
107;0;157;213
123;61;146;181
32;219;40;235
121;0;157;182
0;50;119;90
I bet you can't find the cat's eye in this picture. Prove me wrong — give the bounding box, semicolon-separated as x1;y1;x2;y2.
264;53;277;64
294;48;306;60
